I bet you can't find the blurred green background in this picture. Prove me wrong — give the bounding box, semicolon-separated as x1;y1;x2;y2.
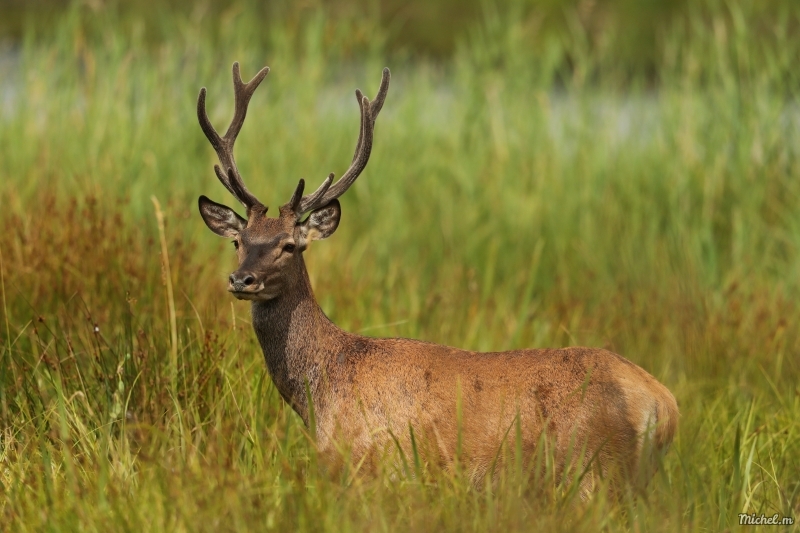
0;0;799;531
2;0;797;74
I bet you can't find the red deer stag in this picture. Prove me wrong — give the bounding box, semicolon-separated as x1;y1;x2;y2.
196;63;678;494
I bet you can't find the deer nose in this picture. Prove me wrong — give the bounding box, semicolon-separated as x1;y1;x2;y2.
229;272;256;291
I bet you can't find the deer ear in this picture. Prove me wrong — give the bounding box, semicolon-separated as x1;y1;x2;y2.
297;200;341;249
198;195;247;237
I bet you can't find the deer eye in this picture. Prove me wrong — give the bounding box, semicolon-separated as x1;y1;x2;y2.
232;241;239;250
283;243;296;254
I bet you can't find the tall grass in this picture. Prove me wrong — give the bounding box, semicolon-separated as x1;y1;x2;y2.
0;1;798;531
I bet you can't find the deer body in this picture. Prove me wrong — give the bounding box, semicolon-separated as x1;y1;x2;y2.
196;63;678;493
249;250;676;488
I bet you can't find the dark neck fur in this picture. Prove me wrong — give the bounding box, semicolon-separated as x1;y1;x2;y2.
250;255;341;425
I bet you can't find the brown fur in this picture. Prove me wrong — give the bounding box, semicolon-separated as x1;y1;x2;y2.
245;246;678;493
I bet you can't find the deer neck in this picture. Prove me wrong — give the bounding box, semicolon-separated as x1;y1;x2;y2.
249;255;339;426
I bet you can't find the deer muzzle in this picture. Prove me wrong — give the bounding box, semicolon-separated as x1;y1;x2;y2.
229;271;258;293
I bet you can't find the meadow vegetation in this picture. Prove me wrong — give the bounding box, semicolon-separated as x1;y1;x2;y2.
0;0;799;530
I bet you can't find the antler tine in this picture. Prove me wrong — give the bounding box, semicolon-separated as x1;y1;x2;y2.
296;173;334;214
288;179;306;212
296;68;390;215
197;62;269;211
350;67;390;162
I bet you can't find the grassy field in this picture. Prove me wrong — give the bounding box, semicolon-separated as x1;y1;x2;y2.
1;1;799;531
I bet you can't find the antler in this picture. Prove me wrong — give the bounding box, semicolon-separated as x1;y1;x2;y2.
198;62;269;213
291;68;391;216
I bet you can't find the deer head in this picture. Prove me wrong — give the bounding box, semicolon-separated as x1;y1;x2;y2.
197;63;390;301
